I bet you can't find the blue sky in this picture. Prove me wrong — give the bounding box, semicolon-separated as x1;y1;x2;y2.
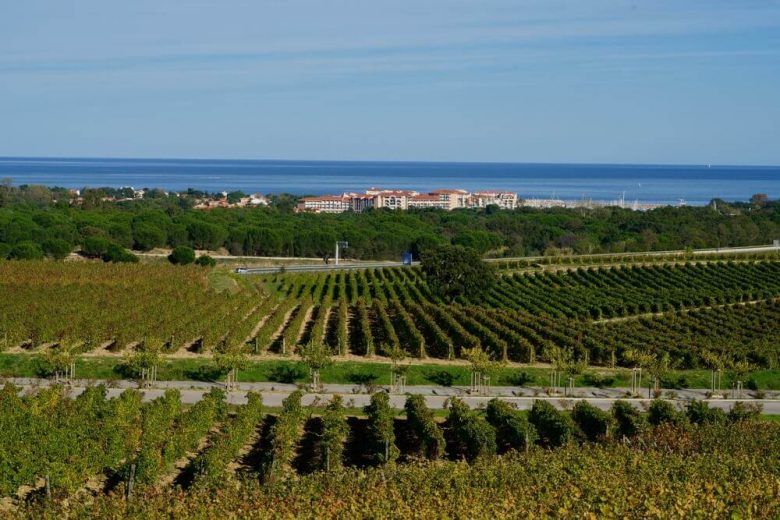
1;0;779;164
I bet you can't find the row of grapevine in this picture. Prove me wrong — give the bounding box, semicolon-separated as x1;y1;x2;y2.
189;392;263;487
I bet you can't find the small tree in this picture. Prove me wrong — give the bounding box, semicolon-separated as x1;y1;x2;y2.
463;346;503;396
40;344;77;382
213;344;248;390
545;345;585;395
701;348;728;395
388;345;410;393
298;341;333;392
730;359;753;398
124;341;162;388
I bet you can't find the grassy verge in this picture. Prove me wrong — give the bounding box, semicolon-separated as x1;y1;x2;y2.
1;353;779;391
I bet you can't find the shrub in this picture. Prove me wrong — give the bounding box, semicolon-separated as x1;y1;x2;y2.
103;244;139;263
528;400;574;448
728;401;762;422
41;238;72;260
583;372;615;388
685;400;727;425
168;246;196;265
320;395;349;471
485;398;537;453
404;394;445;460
647;399;685;426
611;400;646;438
10;241;44;260
195;255;216;267
364;392;399;464
572;401;614;442
81;236;112;258
447;397;496;461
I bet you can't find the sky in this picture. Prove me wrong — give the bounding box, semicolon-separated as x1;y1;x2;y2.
1;0;779;165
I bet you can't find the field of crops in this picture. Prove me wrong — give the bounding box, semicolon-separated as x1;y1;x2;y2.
4;384;778;518
2;260;780;370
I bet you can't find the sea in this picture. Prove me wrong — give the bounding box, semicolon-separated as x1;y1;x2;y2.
1;157;778;206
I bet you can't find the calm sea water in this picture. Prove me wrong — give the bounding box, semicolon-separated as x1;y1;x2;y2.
1;157;778;205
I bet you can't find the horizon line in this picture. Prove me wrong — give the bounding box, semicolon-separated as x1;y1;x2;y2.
0;155;778;169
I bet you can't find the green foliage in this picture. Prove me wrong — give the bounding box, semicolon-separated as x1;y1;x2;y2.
485;398;537;453
41;238;72;260
81;236;112;258
319;395;349;471
611;400;647;438
647;399;685;426
728;401;762;422
9;240;43;260
528;400;574;448
195;254;216;267
404;394;445;459
420;245;496;302
686;400;727;425
192;392;263;487
263;390;305;481
149;388;227;485
102;243;139;263
572;401;614;442
364;392;399;464
23;421;780;518
168;246;196;265
447;397;496;461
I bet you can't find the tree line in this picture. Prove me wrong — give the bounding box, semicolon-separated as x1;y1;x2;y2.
1;181;779;261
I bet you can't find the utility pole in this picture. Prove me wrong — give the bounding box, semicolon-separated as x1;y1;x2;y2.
335;241;348;266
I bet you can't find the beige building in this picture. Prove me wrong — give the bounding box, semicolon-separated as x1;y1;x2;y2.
296;188;520;213
297;195;351;213
469;191;518;210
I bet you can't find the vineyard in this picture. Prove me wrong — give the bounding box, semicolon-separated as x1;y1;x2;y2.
2;260;780;370
3;384;778;517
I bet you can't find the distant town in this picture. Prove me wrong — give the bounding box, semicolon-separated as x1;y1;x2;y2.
295;188;668;213
56;184;672;213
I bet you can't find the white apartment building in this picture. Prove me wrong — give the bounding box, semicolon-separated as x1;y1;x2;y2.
429;189;470;210
296;188;520;213
407;194;450;209
367;189;416;210
469;191;518;210
297;195;351;213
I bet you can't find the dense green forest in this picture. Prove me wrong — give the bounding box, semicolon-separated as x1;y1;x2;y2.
1;183;779;260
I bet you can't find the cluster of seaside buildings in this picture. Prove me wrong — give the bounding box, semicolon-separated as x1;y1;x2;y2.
296;188;519;213
65;186;665;213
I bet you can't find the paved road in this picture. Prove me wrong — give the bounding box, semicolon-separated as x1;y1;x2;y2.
232;244;779;274
236;261;418;274
6;378;778;413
